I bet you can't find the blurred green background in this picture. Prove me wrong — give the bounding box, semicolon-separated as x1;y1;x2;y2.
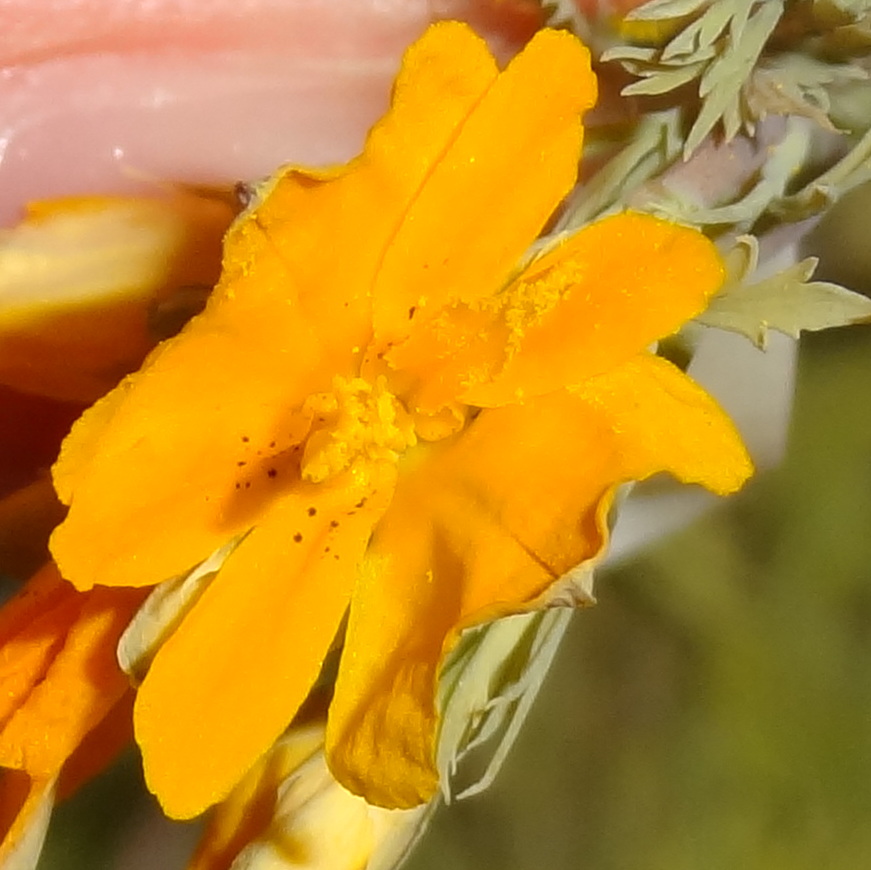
39;191;871;868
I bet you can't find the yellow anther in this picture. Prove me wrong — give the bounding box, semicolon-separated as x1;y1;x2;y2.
301;376;417;483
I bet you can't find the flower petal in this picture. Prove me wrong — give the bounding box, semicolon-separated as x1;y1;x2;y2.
372;24;596;347
466;214;726;406
50;290;329;590
327;354;750;807
392;212;726;411
254;19;499;357
571;352;753;495
0;573;83;728
135;463;395;820
0;576;146;777
0;561;69;647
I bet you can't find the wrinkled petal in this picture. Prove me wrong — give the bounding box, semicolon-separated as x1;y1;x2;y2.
370;24;596;347
327;353;750;806
465;215;726;405
390;212;726;411
570;352;753;494
135;463;395;820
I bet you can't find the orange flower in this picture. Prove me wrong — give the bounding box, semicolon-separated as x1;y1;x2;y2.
49;22;751;819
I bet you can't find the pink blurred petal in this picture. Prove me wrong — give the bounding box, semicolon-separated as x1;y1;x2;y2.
0;0;537;225
2;0;425;65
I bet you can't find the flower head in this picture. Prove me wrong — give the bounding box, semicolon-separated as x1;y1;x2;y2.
49;21;751;819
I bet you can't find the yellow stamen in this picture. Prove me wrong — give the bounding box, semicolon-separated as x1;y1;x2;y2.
301;377;416;484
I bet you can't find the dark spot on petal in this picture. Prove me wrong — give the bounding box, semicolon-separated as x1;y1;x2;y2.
293;532;303;543
307;507;317;516
324;546;331;553
267;468;277;478
330;520;339;529
241;435;250;443
235;482;241;490
355;498;367;509
333;554;340;560
408;306;416;319
237;460;246;467
244;482;251;489
269;441;276;448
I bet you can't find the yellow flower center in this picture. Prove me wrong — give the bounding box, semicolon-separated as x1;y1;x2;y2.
300;376;417;484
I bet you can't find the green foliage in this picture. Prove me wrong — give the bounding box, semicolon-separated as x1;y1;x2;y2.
745;53;867;133
537;0;587;34
560;110;684;229
698;235;871;347
771;123;871;221
604;0;788;156
604;0;870;158
437;607;578;802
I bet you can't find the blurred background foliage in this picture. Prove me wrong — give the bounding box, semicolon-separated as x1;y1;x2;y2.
40;186;871;868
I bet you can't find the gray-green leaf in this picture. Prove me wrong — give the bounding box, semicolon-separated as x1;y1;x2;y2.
699;236;871;346
436;605;580;802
